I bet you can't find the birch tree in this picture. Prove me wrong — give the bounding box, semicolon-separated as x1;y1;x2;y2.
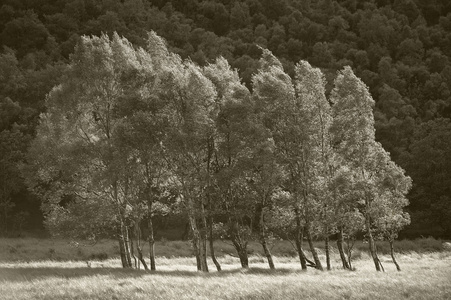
25;33;151;268
159;54;217;272
251;49;291;269
331;66;411;271
203;57;253;269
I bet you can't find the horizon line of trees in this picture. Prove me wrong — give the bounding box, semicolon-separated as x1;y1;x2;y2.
24;32;411;273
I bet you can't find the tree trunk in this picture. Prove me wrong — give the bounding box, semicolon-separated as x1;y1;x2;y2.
147;200;156;271
389;239;401;271
129;227;138;269
306;222;323;271
118;235;129;268
365;217;381;272
136;223;148;270
325;234;331;270
237;247;249;268
346;237;354;270
301;249;316;267
123;224;133;268
188;212;208;272
258;208;275;270
200;207;209;272
260;235;275;269
230;219;249;268
337;226;350;269
119;220;132;268
375;242;385;272
206;137;221;271
294;211;307;270
208;215;221;271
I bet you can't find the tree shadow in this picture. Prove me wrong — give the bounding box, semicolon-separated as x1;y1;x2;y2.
0;265;302;282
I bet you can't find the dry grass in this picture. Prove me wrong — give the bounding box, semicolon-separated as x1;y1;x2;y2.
1;252;451;299
1;238;450;299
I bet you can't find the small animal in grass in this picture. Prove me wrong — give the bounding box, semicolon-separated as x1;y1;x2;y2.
86;261;91;268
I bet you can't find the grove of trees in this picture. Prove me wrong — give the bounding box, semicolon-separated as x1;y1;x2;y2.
24;31;411;272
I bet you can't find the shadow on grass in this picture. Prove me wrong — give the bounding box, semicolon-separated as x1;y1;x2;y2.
0;265;304;282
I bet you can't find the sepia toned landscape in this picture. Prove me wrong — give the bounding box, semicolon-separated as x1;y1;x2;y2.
1;1;451;299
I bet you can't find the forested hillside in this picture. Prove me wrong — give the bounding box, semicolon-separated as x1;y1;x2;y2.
1;0;450;237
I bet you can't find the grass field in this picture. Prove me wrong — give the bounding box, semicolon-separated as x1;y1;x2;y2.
1;238;450;299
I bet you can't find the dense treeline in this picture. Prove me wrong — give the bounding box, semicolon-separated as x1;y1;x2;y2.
25;32;410;272
0;0;450;237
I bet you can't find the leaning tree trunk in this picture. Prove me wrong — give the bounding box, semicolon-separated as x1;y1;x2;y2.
365;216;381;272
118;221;132;268
236;245;249;268
306;222;323;271
199;205;209;272
258;208;275;270
231;234;249;268
294;210;307;270
136;223;148;270
389;238;401;271
230;218;249;268
345;236;355;270
118;234;129;268
129;227;138;269
337;226;350;270
146;201;156;271
206;138;221;271
208;211;221;271
188;209;208;272
260;233;275;270
123;224;133;268
375;242;385;272
325;233;331;270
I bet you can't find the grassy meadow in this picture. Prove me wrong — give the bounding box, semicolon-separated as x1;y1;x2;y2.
1;237;450;299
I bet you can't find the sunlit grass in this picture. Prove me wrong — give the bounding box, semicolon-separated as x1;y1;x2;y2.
1;252;450;300
1;238;450;299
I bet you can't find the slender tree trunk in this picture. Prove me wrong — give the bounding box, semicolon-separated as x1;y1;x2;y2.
118;234;129;268
188;212;208;272
200;206;209;272
325;234;331;270
345;237;354;270
365;216;381;271
208;214;221;271
118;220;132;268
258;207;275;270
366;224;381;272
337;226;350;269
114;182;131;268
206;137;221;271
136;223;148;270
124;224;133;268
118;228;131;268
306;222;323;271
389;239;401;271
230;219;249;268
129;228;138;269
375;242;385;272
260;236;275;269
295;210;307;270
147;209;156;271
